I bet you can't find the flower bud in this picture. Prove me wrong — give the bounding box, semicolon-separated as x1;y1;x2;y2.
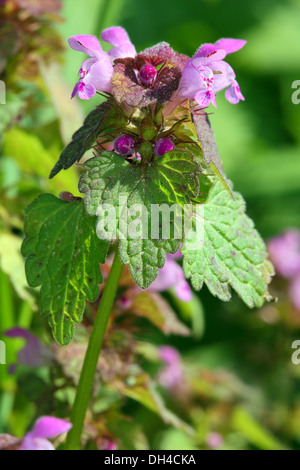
154;138;175;156
139;63;157;87
114;134;136;156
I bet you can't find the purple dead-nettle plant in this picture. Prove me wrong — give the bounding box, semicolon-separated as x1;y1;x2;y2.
21;26;274;449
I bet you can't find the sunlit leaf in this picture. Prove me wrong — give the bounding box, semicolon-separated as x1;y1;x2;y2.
182;181;274;308
22;194;108;345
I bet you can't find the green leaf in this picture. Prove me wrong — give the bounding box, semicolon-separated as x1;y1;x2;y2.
130;291;190;336
21;194;109;345
79;150;201;288
3;128;78;192
182;181;274;308
118;374;193;435
0;232;36;309
232;407;288;450
49;101;127;179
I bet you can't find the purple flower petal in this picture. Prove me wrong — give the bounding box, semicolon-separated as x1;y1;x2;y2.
175;280;193;302
84;55;114;93
158;347;184;390
31;417;72;439
101;440;117;450
148;258;184;293
179;61;213;100
225;80;245;104
77;81;96;100
108;43;137;59
289;275;300;310
209;60;233;92
101;27;136;59
195;44;226;64
195;89;216;108
215;38;247;54
5;327;34;341
159;346;181;365
101;26;132;47
5;327;52;368
167;247;183;260
68;35;103;58
158;363;183;390
18;436;55;451
71;81;80;99
178;38;245;108
79;57;98;77
268;230;300;278
206;432;224;449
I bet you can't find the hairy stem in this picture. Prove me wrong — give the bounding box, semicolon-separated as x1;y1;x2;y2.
65;252;123;450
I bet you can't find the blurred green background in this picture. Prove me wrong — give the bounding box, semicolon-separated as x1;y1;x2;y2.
0;0;300;450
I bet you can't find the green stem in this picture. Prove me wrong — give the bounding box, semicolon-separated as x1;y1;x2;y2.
0;270;15;391
65;252;123;450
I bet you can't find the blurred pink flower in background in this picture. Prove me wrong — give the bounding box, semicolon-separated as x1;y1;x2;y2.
289;276;300;311
268;229;300;310
268;230;300;279
0;417;71;450
147;252;193;302
158;345;184;390
5;327;53;372
101;439;117;450
206;432;224;449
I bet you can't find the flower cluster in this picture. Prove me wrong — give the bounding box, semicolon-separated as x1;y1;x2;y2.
178;38;246;107
69;26;246;108
69;27;136;100
268;229;300;310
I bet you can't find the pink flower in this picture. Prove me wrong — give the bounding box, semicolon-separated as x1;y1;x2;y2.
17;417;72;450
69;27;135;100
268;229;300;311
101;26;136;60
206;432;224;449
179;38;246;108
147;256;193;302
289;275;300;311
101;439;117;450
5;327;53;371
159;345;181;365
268;230;300;279
158;346;184;390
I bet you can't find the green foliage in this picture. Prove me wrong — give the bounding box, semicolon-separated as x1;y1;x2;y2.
21;194;108;345
79;150;201;287
0;232;35;309
3;128;78;192
130;291;190;336
49;102;127;178
182;181;274;308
